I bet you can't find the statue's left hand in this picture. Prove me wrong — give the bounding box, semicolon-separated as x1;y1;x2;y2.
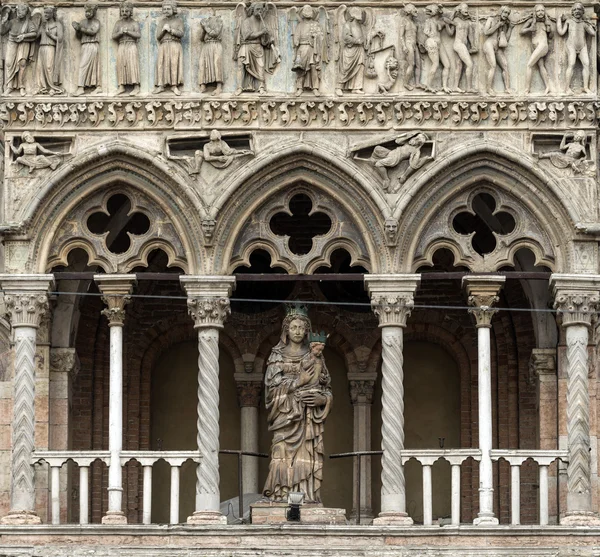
299;392;327;407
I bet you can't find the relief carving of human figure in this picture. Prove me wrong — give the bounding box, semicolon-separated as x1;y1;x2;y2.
11;131;62;173
335;6;372;96
520;4;553;95
536;130;590;173
557;2;595;94
422;5;451;93
482;6;513;95
112;1;141;96
263;307;332;503
446;3;478;93
291;5;329;96
72;2;101;96
198;15;223;95
398;4;421;91
36;6;64;95
234;2;280;95
155;0;184;96
1;3;37;96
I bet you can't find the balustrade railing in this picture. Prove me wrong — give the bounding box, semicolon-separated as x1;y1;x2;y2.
33;450;202;525
491;449;568;526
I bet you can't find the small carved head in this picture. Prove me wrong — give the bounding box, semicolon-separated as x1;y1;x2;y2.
425;4;442;17
250;3;265;18
300;5;315;20
409;133;428;147
16;3;29;19
348;7;363;22
572;2;584;19
384;218;399;241
202;219;216;239
499;5;511;20
384;55;399;78
43;6;57;21
209;129;222;141
84;3;98;18
534;4;546;20
21;131;34;144
573;130;586;144
162;0;177;16
404;3;418;17
456;3;469;18
120;1;133;19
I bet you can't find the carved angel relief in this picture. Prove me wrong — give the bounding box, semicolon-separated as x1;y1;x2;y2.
350;131;435;193
289;5;330;96
234;2;280;95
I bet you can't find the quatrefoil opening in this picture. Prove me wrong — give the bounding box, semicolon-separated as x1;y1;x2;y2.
452;193;515;256
86;193;151;255
270;193;332;256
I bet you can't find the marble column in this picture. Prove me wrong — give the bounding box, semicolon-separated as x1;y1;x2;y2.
0;274;54;525
181;275;235;525
463;275;505;526
365;274;420;526
349;374;376;523
235;377;262;494
95;274;137;525
551;274;600;526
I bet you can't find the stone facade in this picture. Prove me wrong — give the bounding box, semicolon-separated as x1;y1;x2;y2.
1;0;600;553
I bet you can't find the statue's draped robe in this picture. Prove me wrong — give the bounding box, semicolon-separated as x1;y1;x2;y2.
156;16;184;87
292;19;322;90
3;17;37;89
338;19;364;91
36;20;64;93
198;17;223;86
77;19;101;88
263;346;332;503
114;19;140;86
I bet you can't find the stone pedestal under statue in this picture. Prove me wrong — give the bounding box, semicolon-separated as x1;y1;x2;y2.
251;501;347;525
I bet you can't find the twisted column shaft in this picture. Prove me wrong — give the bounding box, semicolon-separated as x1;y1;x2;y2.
365;274;420;526
181;276;235;525
0;275;53;525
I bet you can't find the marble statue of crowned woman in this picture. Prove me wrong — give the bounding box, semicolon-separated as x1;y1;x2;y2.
263;304;332;504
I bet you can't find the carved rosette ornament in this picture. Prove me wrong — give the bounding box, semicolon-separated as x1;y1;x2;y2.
551;275;600;525
180;276;235;524
365;275;420;524
0;275;54;525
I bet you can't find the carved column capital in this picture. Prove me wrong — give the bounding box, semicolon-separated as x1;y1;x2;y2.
0;275;54;329
530;348;556;379
551;275;600;328
349;379;375;405
365;275;421;328
236;381;262;408
50;347;81;380
95;275;137;327
463;275;506;328
180;276;236;330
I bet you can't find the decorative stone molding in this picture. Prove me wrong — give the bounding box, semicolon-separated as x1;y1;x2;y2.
463;275;506;328
236;381;262;408
95;275;137;327
551;275;600;327
365;275;421;328
2;100;598;132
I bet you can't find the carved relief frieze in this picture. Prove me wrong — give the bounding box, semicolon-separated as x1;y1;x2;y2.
2;99;598;131
532;130;595;175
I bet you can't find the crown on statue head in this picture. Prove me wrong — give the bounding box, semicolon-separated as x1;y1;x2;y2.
285;303;309;319
308;330;328;344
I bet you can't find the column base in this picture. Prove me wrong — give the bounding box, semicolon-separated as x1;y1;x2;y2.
561;511;600;526
0;510;42;525
187;511;228;525
373;511;414;526
473;514;499;526
101;511;128;525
